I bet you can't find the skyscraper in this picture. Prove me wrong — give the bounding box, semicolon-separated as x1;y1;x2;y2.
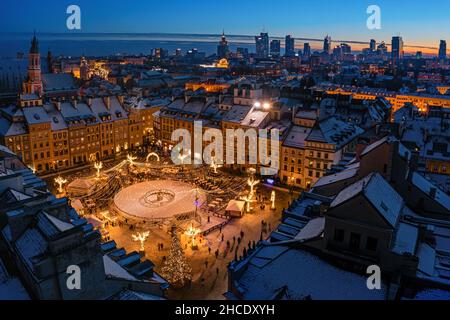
255;32;269;58
285;35;295;57
303;43;311;59
323;35;332;55
217;31;229;59
370;39;376;52
270;40;281;57
439;40;447;60
391;36;404;64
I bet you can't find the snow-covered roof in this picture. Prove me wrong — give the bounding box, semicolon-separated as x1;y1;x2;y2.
43;212;74;233
306;116;364;149
234;245;387;300
331;173;403;228
103;255;138;282
360;136;390;157
42;73;78;92
43;103;68;131
313;166;359;188
294;217;325;241
226;200;245;212
283;125;311;149
15;228;48;271
411;172;450;211
392;222;419;255
22;106;50;125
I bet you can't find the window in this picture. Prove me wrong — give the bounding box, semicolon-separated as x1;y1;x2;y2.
349;233;361;252
366;237;378;252
334;229;345;242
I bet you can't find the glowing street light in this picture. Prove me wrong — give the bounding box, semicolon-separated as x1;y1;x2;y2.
132;231;150;252
263;102;271;110
94;161;103;178
54;176;68;194
253;101;261;108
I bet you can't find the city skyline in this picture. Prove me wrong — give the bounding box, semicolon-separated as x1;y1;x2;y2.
1;0;449;55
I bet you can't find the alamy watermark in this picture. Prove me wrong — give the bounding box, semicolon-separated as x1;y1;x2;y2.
66;5;81;30
170;122;280;176
366;265;382;290
367;5;381;30
66;265;81;290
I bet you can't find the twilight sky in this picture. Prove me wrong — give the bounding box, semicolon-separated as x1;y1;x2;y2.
1;0;449;53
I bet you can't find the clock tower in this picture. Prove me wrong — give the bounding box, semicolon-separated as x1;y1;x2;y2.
23;34;43;96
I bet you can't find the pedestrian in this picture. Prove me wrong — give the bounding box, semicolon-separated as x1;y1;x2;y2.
215;249;219;259
240;230;244;238
208;247;211;255
205;260;208;268
216;268;219;276
221;234;224;242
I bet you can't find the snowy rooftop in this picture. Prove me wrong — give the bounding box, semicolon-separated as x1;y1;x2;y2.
283;125;311;149
42;73;78;92
412;172;450;211
313;165;359;188
392;222;419;255
234;244;387;300
306;117;364;149
331;173;403;228
22;106;50;125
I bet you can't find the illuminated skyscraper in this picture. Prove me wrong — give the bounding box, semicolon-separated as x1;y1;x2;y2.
370;39;376;52
217;31;229;59
439;40;447;60
270;39;281;57
391;36;404;64
285;35;295;57
255;32;269;58
303;43;311;59
323;35;332;55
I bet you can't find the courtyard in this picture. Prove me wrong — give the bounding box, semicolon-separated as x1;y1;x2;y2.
49;153;295;300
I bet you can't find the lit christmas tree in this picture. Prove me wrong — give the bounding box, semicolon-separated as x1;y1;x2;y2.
161;229;192;288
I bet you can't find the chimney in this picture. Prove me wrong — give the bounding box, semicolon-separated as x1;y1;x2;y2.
72;99;77;109
86;97;92;107
117;95;124;105
53;99;61;111
103;96;111;110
